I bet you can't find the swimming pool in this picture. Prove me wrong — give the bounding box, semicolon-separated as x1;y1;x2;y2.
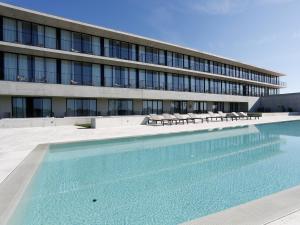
6;121;300;225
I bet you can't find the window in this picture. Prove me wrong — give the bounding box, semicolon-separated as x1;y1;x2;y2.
142;100;163;114
4;53;17;81
32;24;44;47
184;55;189;69
61;30;72;51
34;57;45;82
45;58;57;84
12;97;26;118
3;17;17;42
61;60;72;85
82;63;92;85
92;64;101;86
72;32;81;52
159;72;165;90
66;98;97;116
12;97;52;118
139;70;145;89
108;99;133;115
18;55;31;81
92;36;101;56
104;65;113;87
170;101;187;114
167;74;173;91
129;68;136;88
159;50;165;65
82;34;92;54
45;27;56;49
17;20;31;45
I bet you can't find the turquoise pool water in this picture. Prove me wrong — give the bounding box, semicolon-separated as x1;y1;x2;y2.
8;121;300;225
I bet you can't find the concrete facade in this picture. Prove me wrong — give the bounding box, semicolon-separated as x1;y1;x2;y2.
0;3;284;119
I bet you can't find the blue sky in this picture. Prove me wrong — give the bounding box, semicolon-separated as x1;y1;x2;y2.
3;0;300;93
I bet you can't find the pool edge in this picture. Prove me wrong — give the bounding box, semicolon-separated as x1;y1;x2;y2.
180;184;300;225
0;144;48;225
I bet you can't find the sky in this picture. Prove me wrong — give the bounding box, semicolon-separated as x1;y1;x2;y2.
2;0;300;93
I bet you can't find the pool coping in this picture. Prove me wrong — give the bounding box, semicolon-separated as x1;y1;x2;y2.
1;119;300;225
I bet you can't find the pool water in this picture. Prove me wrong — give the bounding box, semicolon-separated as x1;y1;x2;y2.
8;121;300;225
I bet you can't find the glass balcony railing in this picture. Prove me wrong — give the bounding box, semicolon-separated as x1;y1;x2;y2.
2;29;284;87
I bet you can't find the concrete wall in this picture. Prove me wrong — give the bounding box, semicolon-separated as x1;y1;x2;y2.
0;96;11;118
257;93;300;112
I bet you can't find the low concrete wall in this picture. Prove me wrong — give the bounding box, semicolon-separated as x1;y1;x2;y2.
91;116;148;128
261;112;300;117
0;117;92;128
258;93;300;112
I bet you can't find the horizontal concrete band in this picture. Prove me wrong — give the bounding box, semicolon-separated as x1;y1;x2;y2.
0;81;259;102
0;42;283;89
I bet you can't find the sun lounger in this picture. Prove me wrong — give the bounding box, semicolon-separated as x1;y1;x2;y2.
240;112;261;119
232;112;244;120
207;111;223;121
188;113;205;123
217;111;231;121
162;113;179;125
174;113;195;124
148;114;169;126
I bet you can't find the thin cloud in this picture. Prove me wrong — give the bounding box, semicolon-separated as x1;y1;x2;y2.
185;0;295;15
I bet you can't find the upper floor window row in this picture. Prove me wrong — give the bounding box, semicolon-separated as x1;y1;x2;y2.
1;17;279;85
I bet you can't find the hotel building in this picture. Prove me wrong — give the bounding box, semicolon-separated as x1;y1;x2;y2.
0;3;285;118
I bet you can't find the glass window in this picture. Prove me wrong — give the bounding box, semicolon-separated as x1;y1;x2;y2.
108;99;133;115
82;63;92;85
104;38;110;57
45;58;57;84
66;98;96;116
4;53;17;81
104;65;113;87
92;36;101;56
139;70;145;88
167;73;173;91
72;32;81;52
173;75;179;91
34;57;45;83
146;70;153;89
18;55;31;81
32;98;52;117
153;72;159;89
159;72;165;90
184;55;189;69
139;46;145;62
121;42;129;60
82;34;92;54
92;64;101;86
32;24;44;47
167;51;172;67
17;20;31;45
129;44;136;61
73;62;82;84
61;60;72;85
190;77;195;92
45;27;56;49
3;17;17;42
159;50;165;65
129;68;136;88
184;76;189;91
61;30;72;51
12;97;26;118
